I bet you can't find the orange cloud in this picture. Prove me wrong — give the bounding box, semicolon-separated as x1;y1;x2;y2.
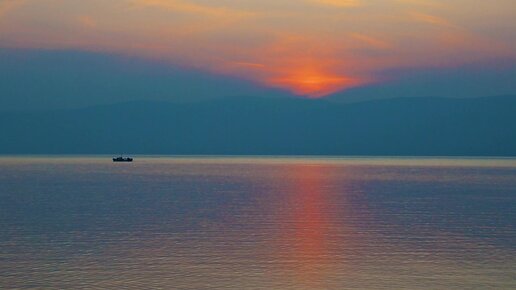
409;11;457;28
396;0;447;9
230;61;266;69
351;33;391;50
310;0;361;8
77;15;97;29
130;0;254;18
0;0;25;18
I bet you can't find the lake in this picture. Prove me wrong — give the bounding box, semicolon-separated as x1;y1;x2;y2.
0;156;515;289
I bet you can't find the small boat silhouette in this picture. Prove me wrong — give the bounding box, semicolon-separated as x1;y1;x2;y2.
113;155;133;162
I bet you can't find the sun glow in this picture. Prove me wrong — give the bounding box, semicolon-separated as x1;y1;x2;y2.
268;69;361;97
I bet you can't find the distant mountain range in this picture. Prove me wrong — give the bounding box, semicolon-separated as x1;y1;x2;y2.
1;96;515;156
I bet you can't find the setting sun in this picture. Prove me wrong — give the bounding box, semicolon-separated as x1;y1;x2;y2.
268;69;360;97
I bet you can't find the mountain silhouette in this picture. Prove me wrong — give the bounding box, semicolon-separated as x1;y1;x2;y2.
1;96;515;156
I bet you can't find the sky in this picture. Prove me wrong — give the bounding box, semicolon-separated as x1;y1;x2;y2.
0;0;515;107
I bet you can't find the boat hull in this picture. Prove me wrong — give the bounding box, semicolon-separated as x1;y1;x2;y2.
113;157;133;162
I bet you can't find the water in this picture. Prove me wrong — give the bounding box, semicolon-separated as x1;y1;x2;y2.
0;156;515;289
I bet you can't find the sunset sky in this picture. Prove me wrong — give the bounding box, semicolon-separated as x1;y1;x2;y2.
1;0;515;102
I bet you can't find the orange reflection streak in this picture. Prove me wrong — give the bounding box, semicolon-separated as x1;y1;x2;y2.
291;164;329;264
274;163;348;287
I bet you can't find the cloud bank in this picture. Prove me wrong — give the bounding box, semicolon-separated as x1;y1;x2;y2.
1;0;515;97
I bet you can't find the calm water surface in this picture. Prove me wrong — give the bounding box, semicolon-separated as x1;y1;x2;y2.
0;157;515;289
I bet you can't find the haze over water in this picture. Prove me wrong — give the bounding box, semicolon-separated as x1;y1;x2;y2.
0;157;515;289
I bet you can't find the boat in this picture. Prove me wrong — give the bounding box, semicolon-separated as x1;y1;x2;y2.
113;155;133;162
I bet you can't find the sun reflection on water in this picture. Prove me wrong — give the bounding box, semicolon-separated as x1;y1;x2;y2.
270;163;356;288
